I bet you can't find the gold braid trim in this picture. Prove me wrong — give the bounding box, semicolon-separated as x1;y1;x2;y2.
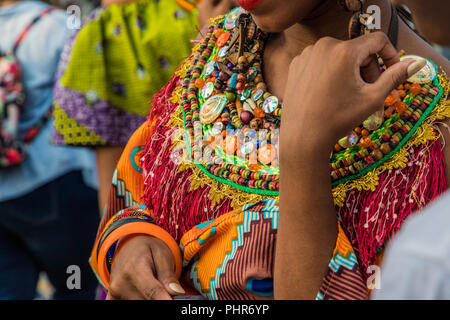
179;162;274;208
332;73;450;207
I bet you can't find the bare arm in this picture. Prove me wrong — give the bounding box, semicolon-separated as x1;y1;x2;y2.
277;144;337;299
95;146;124;213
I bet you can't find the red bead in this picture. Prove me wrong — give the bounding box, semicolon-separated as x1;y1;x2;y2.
240;110;253;124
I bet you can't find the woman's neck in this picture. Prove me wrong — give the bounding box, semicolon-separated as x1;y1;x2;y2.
263;0;392;99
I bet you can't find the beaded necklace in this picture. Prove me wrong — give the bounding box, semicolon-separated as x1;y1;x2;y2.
181;7;280;194
180;7;443;195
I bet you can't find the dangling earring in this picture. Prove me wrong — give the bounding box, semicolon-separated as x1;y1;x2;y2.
338;0;374;40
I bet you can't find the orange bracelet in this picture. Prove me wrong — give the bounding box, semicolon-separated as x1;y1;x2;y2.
97;221;182;290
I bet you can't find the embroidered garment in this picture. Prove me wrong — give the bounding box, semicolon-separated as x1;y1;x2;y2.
90;10;450;300
52;0;199;146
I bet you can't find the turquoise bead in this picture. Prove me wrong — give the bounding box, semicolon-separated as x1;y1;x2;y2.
229;73;238;89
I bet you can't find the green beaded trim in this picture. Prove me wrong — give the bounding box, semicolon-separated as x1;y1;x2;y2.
331;59;443;187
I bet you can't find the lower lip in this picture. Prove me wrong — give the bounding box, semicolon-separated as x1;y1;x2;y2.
238;0;263;10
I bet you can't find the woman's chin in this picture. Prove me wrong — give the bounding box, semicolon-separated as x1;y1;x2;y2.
250;14;294;33
244;0;321;33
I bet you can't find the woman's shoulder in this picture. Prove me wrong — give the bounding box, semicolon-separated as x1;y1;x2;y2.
331;55;449;205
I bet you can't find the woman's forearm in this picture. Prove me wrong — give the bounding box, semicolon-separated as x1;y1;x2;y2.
95;146;124;213
275;147;338;299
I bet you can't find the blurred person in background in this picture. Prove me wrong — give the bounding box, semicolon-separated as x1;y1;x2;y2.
52;0;236;212
59;0;102;20
0;0;99;299
372;0;450;300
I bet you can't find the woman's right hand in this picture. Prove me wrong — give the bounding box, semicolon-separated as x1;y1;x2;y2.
106;235;185;300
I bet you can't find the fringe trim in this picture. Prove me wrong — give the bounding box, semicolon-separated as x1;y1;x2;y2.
333;73;450;207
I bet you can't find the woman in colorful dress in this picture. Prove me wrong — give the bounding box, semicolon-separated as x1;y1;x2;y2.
52;0;236;210
90;0;450;299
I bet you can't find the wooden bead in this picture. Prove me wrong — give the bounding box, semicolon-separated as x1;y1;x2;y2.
237;56;248;65
371;149;384;161
256;82;267;91
380;143;392;155
254;75;263;84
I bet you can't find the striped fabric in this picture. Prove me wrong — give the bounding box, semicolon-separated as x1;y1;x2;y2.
316;224;368;300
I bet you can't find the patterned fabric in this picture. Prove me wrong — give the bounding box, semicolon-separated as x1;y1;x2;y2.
316;224;368;300
180;200;278;299
52;0;199;146
90;11;450;300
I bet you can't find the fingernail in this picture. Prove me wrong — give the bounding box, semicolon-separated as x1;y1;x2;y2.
407;58;426;78
169;282;185;294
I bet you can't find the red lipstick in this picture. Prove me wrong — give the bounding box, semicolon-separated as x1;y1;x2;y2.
238;0;263;10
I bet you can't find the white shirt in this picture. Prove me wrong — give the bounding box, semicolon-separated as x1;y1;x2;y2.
373;191;450;299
